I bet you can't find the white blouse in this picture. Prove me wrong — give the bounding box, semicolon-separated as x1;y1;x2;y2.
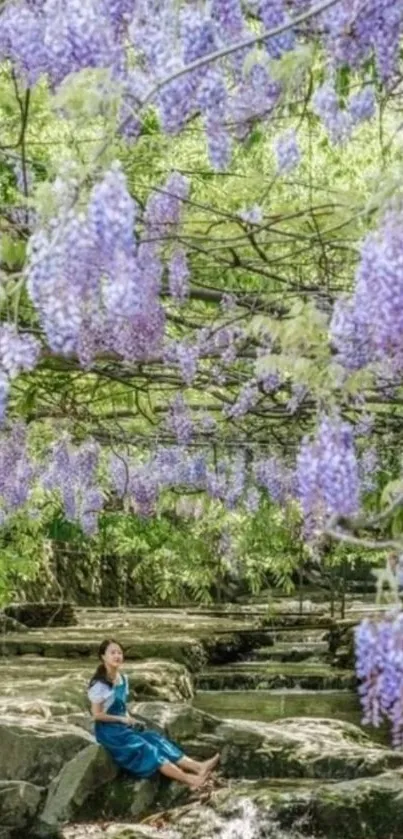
88;675;128;712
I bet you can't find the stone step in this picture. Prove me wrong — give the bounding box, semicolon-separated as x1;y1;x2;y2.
0;629;268;669
0;635;206;671
252;627;328;643
252;641;329;662
193;688;390;744
196;661;356;692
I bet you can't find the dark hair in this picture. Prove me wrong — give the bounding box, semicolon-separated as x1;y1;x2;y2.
88;639;124;688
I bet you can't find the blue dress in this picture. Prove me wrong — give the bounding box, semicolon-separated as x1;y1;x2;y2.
89;676;184;778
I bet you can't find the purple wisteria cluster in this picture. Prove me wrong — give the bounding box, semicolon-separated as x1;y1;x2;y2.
312;82;375;145
296;414;360;537
42;437;103;534
0;325;41;421
109;445;252;517
330;211;403;372
321;0;403;83
274;129;300;174
355;613;403;747
0;424;35;522
0;429;104;533
26;164;188;366
254;455;295;505
0;0;394;170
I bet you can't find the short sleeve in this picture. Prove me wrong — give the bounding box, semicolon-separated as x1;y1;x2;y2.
88;681;114;706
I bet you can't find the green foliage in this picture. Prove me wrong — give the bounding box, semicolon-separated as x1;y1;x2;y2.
0;511;52;605
234;500;305;595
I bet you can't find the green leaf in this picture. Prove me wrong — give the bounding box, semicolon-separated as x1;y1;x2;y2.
0;234;26;269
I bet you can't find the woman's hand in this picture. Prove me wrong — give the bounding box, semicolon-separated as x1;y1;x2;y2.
122;715;146;729
122;715;137;726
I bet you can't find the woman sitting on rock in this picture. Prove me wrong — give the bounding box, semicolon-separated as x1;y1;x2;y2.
88;638;220;790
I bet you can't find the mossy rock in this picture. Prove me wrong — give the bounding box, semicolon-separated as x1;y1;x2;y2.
132;703;403;782
212;717;403;780
125;660;194;702
308;771;403;838
0;781;44;837
201;630;272;664
0;716;92;786
81;776;159;821
40;744;118;827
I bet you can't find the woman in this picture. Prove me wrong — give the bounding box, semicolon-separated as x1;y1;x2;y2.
88;639;220;790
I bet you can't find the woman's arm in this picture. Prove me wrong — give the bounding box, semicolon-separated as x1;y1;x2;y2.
90;701;134;725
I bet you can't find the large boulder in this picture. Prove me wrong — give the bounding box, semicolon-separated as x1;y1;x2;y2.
206;717;403;780
0;780;43;839
40;744;118;828
81;776;160;822
130;703;403;781
307;770;403;838
0;717;92;786
39;740;175;828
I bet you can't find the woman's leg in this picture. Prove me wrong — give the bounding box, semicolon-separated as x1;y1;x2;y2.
159;761;206;789
177;753;220;776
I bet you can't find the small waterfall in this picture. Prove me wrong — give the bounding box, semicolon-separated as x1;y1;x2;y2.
220;800;261;839
174;798;314;839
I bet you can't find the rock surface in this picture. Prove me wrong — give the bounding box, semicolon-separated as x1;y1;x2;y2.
0;717;92;786
0;657;194;721
40;745;118;827
130;702;217;742
132;703;403;780
0;780;44;838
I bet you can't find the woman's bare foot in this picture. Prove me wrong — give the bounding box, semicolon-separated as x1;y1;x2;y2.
198;753;220;776
188;773;207;790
